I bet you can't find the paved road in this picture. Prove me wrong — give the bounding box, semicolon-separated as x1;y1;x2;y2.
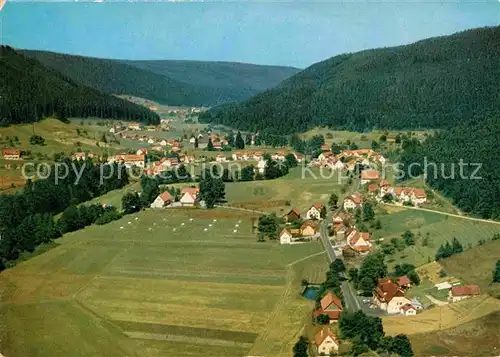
319;209;361;312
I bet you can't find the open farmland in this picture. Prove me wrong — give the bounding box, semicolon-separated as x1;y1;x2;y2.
0;208;328;357
375;208;500;268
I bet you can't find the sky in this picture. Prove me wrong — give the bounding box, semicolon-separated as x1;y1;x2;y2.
1;1;499;68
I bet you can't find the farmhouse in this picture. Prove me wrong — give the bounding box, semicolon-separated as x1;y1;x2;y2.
346;229;372;254
400;303;417;316
312;291;343;323
150;191;173;208
343;193;363;210
397;275;412;289
284;208;301;222
293;152;303;162
314;327;339;355
318;151;333;161
360;170;380;185
373;278;412;314
136;148;148;156
300;221;318;237
179;187;199;206
232;152;243;161
127;122;142;130
449;285;481;303
253;151;264;161
2;149;21;160
394;187;427;205
306;204;324;220
332;212;351;227
320;144;330;151
108;154;145;168
279;228;293;245
215;154;227;163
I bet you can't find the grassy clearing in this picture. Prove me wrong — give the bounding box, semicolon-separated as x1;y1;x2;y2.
376;209;500;268
439;239;500;298
1;208;325;357
409;311;500;356
225;167;345;214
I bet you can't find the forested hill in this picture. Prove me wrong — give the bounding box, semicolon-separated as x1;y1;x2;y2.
400;116;500;220
199;26;500;133
21;50;300;106
0;46;160;126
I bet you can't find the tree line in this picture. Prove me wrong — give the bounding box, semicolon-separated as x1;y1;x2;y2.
0;46;160;126
399;116;500;220
0;159;128;269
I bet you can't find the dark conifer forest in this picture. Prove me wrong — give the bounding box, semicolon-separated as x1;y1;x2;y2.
199;26;500;133
0;46;160;126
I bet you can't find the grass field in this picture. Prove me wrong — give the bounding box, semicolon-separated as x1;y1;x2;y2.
409;310;500;356
439;239;500;298
0;208;328;357
375;208;500;268
225;167;346;214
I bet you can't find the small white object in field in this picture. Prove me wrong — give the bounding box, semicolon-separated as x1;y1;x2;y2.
208;224;212;227
173;228;177;231
204;228;208;231
233;229;238;233
153;222;157;226
189;218;193;221
128;222;131;225
148;228;152;231
135;217;138;220
181;222;185;226
213;219;217;222
235;224;239;228
163;218;166;221
120;226;124;229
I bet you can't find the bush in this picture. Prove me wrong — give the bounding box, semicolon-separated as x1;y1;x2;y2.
439;269;447;277
95;210;122;225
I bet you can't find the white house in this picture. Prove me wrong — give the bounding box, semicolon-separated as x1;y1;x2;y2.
189;137;196;144
343;193;363;210
147;138;155;144
215;155;227;163
306;204;323;220
180;187;199;206
159;140;168;147
373;279;412;314
346;229;372;254
400;304;417;316
315;327;339;355
150;191;173;208
279;228;293;245
256;160;267;174
127;122;141;130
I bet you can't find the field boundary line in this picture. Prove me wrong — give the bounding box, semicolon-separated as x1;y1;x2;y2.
381;203;500;225
288;251;326;266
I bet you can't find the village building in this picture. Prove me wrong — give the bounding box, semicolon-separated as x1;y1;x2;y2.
300;221;318;237
2;149;21;160
293;153;303;162
394;187;427;206
320;144;330;151
136;148;148;156
180;187;199;206
400;304;417;316
256;160;267;174
108;154;145;168
127;122;142;131
284;208;301;223
449;285;481;303
397;275;412;289
159;140;168;147
253;151;264;161
343;193;363;210
279;228;293;245
314;327;339;355
232;152;244;161
182;155;195;164
215;154;227;163
318;151;333;161
360;170;380;185
306;204;324;220
150;191;173;208
312;291;343;324
346;229;372;254
373;278;412;314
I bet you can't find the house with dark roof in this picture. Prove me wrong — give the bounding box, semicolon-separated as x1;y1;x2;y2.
284;208;301;223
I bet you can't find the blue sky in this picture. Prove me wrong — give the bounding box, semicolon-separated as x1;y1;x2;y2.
1;1;499;68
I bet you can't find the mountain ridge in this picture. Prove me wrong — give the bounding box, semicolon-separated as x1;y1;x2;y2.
199;26;500;133
20;49;300;106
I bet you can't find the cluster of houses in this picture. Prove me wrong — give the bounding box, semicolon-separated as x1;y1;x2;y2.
367;180;428;206
331;208;374;255
278;205;325;244
313;148;386;171
150;186;200;208
309;291;342;355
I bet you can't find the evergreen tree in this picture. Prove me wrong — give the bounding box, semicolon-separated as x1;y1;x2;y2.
240;166;255;181
363;202;375;221
194;137;199;148
257;214;279;240
122;192;142;214
199;168;225;209
234;131;245;149
320;205;327;219
388;334;414;357
328;193;339;211
285;153;298;168
402;230;415;246
292;336;309;357
207;138;214;151
493;260;500;283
